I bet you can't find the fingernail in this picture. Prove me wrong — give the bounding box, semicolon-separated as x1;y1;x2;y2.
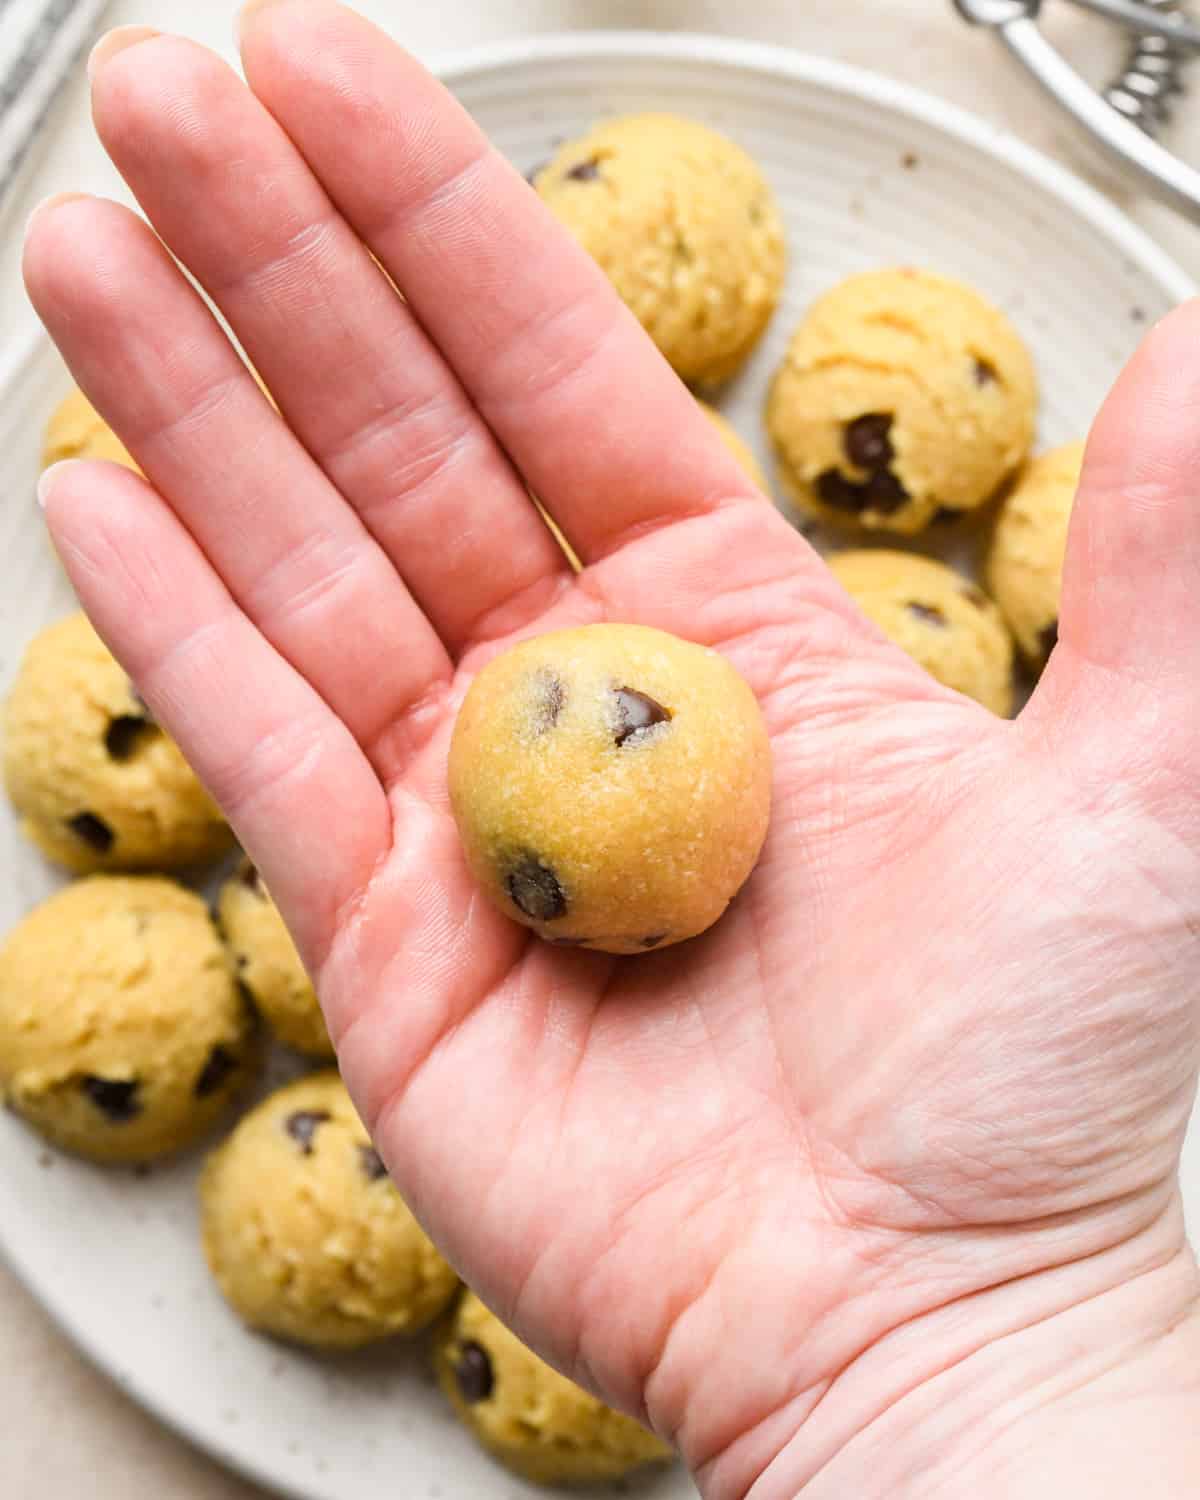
25;191;89;240
237;0;289;48
87;25;159;82
37;460;80;509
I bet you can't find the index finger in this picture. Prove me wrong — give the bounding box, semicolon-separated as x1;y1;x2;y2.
237;0;764;563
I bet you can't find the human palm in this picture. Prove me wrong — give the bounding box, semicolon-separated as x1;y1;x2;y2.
25;4;1200;1496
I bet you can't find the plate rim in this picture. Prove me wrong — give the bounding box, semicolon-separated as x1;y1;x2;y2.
2;27;1194;1500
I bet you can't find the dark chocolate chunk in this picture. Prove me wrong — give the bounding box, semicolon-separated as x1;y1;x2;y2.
285;1109;331;1155
613;687;671;746
862;468;910;514
906;601;947;628
565;157;601;182
104;714;156;761
531;669;566;733
1038;619;1059;663
506;856;567;922
843;413;894;472
639;933;667;949
82;1075;140;1122
359;1145;388;1182
973;358;998;387
453;1341;495;1403
195;1044;237;1098
68;811;114;854
816;469;869;513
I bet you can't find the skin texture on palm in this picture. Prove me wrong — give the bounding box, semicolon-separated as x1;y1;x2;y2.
23;4;1200;1497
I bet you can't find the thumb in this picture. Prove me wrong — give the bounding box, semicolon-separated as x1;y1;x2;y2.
1027;299;1200;784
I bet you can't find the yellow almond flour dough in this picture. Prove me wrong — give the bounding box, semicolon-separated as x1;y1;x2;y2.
0;876;256;1162
829;551;1014;716
448;624;771;953
435;1291;673;1486
986;440;1084;671
200;1072;458;1349
698;401;769;491
534;113;786;388
767;268;1037;535
217;859;332;1058
42;385;139;472
3;612;232;873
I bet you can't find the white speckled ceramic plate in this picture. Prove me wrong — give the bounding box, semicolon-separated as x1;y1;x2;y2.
1;31;1197;1500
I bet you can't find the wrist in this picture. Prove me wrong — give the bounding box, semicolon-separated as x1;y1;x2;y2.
698;1185;1200;1500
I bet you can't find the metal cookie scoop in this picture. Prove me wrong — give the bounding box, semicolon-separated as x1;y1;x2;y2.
954;0;1200;222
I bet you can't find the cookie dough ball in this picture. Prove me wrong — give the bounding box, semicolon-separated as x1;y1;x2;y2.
448;624;771;953
829;551;1014;715
43;385;138;472
217;860;332;1058
200;1073;457;1349
436;1291;672;1486
534;114;785;387
767;269;1037;535
698;401;769;491
987;441;1084;671
3;612;232;872
0;877;256;1162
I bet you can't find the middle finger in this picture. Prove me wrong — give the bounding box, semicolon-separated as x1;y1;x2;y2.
89;29;569;652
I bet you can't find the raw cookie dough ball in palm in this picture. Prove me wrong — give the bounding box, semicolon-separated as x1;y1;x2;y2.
218;859;332;1058
435;1291;673;1486
829;551;1014;716
698;401;769;490
0;877;256;1163
767;269;1037;534
200;1072;457;1349
987;440;1084;671
43;385;138;472
3;612;232;872
534;113;785;387
448;624;771;953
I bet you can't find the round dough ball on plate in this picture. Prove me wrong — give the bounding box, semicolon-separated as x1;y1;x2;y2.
200;1072;458;1349
534;113;785;387
42;385;138;472
3;612;232;872
217;858;332;1058
0;876;256;1162
435;1290;673;1486
829;550;1014;716
986;440;1084;671
767;268;1036;534
448;624;771;953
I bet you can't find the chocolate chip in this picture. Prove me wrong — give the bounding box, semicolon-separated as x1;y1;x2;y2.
613;687;671;746
973;358;998;387
506;856;567;922
67;811;114;853
639;933;667;949
862;469;910;514
82;1076;140;1122
531;670;565;733
906;601;947;627
104;714;156;761
359;1145;388;1182
843;414;894;472
284;1109;330;1155
195;1044;237;1098
565;157;601;182
816;469;869;513
453;1341;495;1403
961;585;988;609
1038;619;1059;662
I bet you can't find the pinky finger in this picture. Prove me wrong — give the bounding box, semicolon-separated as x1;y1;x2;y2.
40;458;392;972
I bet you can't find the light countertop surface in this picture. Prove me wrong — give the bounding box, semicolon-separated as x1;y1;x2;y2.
3;2;1199;1496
